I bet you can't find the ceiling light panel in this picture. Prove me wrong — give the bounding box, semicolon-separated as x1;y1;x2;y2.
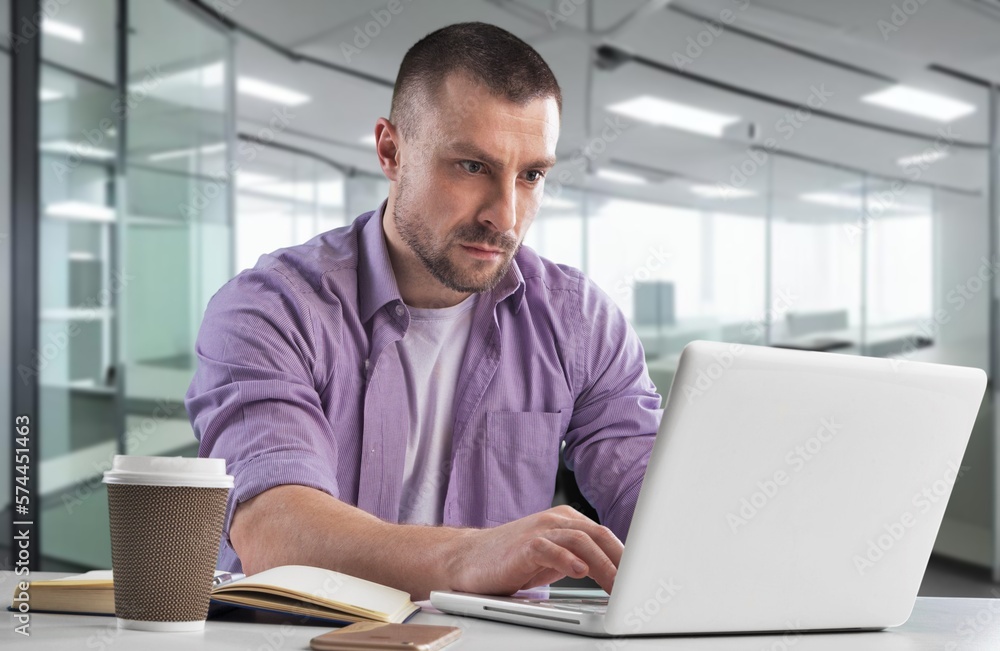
861;85;976;122
607;95;740;137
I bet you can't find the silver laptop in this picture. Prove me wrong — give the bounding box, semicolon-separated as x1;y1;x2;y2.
431;340;987;636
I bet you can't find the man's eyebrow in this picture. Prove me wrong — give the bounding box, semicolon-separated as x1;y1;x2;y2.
446;142;557;170
528;154;558;169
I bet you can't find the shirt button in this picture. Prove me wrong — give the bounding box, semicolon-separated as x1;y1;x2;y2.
395;305;405;316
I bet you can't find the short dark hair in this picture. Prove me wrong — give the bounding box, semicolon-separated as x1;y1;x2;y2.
390;22;562;138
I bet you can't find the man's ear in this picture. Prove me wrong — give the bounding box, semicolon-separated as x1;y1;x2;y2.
374;117;401;182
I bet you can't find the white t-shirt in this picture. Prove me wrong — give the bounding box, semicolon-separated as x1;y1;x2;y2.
396;293;478;525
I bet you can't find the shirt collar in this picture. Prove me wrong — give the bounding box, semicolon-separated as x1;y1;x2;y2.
493;249;527;315
356;199;527;323
358;200;403;325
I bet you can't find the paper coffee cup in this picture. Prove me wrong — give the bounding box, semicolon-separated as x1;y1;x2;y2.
103;455;233;632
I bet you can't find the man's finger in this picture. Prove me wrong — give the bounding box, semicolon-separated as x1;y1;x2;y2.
547;511;625;570
542;529;617;593
519;567;565;591
525;535;589;581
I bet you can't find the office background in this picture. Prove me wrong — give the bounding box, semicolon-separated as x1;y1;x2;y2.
1;0;999;595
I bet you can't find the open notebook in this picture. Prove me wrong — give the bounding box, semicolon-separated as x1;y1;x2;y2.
12;565;419;625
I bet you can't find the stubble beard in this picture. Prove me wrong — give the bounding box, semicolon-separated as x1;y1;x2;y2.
393;173;520;294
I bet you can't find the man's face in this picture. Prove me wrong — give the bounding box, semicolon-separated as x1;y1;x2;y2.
390;73;559;294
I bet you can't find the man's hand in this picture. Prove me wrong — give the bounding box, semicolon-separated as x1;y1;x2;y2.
445;505;623;595
232;487;621;600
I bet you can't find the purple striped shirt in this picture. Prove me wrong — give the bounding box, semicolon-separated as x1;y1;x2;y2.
185;201;663;572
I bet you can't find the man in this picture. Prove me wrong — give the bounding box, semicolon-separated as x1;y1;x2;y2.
186;22;661;601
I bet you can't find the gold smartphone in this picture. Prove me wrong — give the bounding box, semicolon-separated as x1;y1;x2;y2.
310;622;462;651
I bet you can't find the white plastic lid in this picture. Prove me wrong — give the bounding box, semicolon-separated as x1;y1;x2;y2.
102;455;234;488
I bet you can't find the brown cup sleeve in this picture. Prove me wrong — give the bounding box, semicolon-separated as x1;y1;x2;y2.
107;484;229;622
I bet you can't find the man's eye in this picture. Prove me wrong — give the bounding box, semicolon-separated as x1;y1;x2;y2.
461;161;484;174
525;170;545;183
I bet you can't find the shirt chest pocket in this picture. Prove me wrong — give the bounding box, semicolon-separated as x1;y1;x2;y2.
484;409;571;525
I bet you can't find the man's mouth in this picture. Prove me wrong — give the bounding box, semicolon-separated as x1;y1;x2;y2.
460;243;506;260
465;244;503;254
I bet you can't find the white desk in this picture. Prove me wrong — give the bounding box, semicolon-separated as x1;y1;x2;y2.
4;573;1000;650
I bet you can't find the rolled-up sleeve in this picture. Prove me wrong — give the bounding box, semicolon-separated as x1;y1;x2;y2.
185;264;340;550
562;278;663;542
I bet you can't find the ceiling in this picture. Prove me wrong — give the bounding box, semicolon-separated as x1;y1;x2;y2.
222;0;1000;218
19;0;1000;220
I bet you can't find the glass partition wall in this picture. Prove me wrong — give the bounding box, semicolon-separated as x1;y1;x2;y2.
221;26;1000;579
529;163;953;366
11;2;1000;578
35;0;121;570
521;81;995;571
234;141;349;273
29;0;234;570
121;0;233;461
769;161;864;353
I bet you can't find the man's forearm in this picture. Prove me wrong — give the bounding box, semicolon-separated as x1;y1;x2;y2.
230;484;470;599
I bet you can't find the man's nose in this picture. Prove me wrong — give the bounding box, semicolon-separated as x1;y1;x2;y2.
482;182;518;234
